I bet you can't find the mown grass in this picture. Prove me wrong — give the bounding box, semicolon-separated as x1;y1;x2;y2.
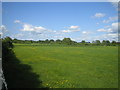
13;44;118;88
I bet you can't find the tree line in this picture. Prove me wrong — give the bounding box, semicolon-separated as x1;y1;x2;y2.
1;36;119;46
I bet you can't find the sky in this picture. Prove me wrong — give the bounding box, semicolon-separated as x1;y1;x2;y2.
1;2;119;42
2;0;120;2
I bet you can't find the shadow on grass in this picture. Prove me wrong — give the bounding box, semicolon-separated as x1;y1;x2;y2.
2;50;48;88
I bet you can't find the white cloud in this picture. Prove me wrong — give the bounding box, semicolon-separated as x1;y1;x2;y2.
12;32;32;40
62;29;80;33
96;23;99;25
111;22;118;30
70;23;118;42
62;25;80;33
0;25;8;37
15;20;81;34
14;20;21;23
34;26;46;31
13;33;24;38
108;22;119;33
69;25;79;29
97;28;107;32
13;19;118;42
21;24;46;32
97;22;119;33
82;31;89;34
22;24;34;31
96;33;118;41
74;32;118;42
103;16;118;23
14;20;47;33
107;0;119;2
62;30;71;33
0;25;6;31
96;22;119;41
13;20;66;40
107;33;118;37
94;13;105;18
104;25;110;28
103;33;118;41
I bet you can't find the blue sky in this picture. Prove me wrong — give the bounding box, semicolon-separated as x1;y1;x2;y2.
1;2;118;42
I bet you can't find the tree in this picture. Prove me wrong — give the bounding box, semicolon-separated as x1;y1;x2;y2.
30;40;33;43
45;39;49;43
71;41;77;45
81;40;86;43
96;40;100;43
13;38;18;43
50;39;54;43
2;37;13;48
95;40;101;45
111;41;117;46
106;40;110;46
102;40;106;46
2;37;13;61
62;38;73;45
92;41;95;43
56;39;62;44
102;40;110;46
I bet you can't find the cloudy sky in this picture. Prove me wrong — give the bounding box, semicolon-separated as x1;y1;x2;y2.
1;2;119;42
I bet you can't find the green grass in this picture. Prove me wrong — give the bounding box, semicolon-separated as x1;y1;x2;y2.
13;44;118;88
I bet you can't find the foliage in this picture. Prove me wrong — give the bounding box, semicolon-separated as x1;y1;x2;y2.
2;37;13;61
81;40;86;43
56;39;62;44
62;38;73;45
12;37;119;46
102;40;111;46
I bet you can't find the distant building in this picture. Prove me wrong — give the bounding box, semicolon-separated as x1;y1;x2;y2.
79;42;90;43
86;42;90;43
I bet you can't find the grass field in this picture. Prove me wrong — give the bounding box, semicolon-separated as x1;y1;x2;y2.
13;45;118;88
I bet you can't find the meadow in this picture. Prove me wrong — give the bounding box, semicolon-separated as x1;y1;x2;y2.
13;44;118;88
